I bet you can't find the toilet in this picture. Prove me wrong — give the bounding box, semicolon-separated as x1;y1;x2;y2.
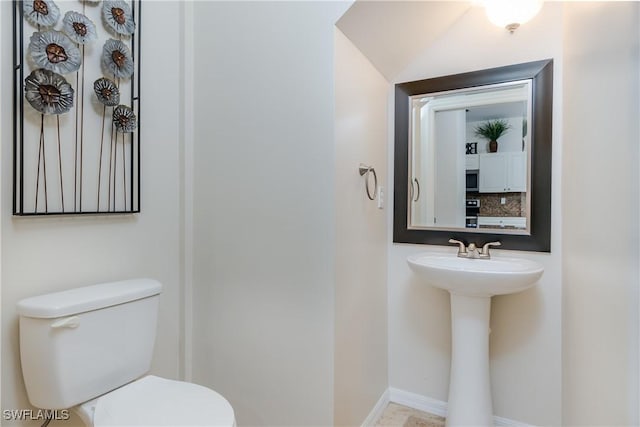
17;279;235;426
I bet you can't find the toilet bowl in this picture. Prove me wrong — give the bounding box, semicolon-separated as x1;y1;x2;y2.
17;279;235;427
74;376;235;427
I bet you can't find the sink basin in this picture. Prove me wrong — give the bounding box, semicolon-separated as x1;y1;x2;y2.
407;251;544;426
407;252;544;297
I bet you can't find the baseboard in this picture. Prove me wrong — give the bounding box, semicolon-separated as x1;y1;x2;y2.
361;389;390;427
387;387;535;427
388;388;447;418
493;414;535;427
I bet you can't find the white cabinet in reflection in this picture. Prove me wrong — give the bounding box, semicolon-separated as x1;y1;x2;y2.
465;154;479;170
479;152;526;193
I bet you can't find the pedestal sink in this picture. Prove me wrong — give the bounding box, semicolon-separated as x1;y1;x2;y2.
407;252;543;427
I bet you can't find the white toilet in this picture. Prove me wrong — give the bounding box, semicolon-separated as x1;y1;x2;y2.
17;279;235;426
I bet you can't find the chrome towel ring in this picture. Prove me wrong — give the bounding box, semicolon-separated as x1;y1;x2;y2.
358;163;377;201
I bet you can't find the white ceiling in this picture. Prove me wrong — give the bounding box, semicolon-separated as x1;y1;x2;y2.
466;101;527;122
336;1;473;81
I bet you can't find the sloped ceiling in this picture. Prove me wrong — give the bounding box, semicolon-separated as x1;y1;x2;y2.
336;1;472;81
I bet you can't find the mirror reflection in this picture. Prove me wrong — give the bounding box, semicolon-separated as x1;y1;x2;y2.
408;81;532;233
393;59;552;252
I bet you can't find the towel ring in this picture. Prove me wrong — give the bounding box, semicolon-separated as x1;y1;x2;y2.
358;164;377;201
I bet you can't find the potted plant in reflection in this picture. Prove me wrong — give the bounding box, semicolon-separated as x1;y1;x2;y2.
474;119;511;153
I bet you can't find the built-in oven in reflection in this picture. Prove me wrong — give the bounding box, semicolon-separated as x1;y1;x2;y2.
466;169;479;192
466;199;480;228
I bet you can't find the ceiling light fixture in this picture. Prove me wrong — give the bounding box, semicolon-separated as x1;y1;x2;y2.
482;0;543;33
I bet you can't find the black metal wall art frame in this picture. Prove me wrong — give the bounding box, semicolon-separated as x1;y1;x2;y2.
13;0;141;215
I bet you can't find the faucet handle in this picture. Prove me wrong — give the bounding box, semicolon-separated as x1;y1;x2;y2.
449;239;467;256
479;241;501;258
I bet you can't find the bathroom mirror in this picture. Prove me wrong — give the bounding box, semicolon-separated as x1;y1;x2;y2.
394;60;552;252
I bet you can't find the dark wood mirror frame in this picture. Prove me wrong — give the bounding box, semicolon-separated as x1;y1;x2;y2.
393;59;553;252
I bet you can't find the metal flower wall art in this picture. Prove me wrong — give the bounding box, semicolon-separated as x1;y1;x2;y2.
102;38;134;79
23;0;60;29
13;0;141;215
102;1;135;36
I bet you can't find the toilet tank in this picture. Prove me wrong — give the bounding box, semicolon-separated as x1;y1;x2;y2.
17;279;162;409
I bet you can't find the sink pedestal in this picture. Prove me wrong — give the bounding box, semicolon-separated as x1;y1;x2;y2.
447;294;492;427
406;252;544;427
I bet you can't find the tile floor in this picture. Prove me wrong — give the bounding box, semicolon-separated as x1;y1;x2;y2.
374;402;445;427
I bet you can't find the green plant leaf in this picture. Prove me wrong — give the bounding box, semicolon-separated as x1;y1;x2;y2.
474;119;512;141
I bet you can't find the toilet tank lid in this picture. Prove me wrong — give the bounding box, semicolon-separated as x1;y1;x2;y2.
17;279;162;318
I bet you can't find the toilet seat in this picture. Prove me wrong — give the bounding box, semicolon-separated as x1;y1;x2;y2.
88;375;235;426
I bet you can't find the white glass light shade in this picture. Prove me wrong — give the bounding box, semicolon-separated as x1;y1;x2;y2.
483;0;543;31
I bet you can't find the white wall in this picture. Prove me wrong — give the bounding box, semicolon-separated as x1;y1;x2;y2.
562;2;639;425
0;2;185;425
189;2;348;426
388;4;564;425
334;29;389;426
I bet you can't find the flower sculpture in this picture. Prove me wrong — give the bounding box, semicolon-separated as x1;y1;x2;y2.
62;11;97;45
23;0;60;28
101;38;134;79
102;0;136;36
24;68;74;115
94;77;122;211
94;77;120;106
25;68;73;212
113;105;137;133
61;11;96;212
107;104;136;211
29;30;82;75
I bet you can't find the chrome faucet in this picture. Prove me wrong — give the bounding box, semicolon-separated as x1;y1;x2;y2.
449;239;501;259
